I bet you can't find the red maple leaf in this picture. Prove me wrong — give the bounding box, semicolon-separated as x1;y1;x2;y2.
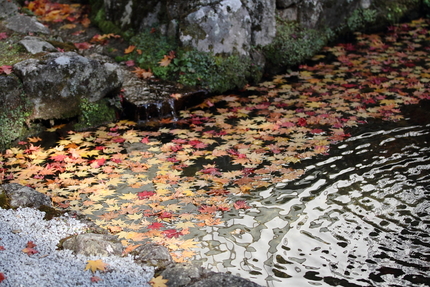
91;276;102;283
199;205;218;214
137;190;155;199
297;118;307;127
90;158;105;168
26;241;37;248
74;42;92;50
22;247;38;255
234;200;251;210
158;211;173;219
112;136;125;143
147;222;164;230
140;137;150;144
310;128;324;134
0;273;5;283
162;229;182;238
0;65;13;75
50;154;67;162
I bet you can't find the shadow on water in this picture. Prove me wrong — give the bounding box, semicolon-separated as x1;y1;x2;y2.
189;101;430;287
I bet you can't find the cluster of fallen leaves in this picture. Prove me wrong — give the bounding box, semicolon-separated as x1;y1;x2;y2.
26;0;90;28
24;0;121;51
1;18;430;273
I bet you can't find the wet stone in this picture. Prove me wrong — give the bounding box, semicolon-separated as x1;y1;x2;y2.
1;183;51;208
121;69;209;123
62;233;123;256
160;263;210;287
132;243;173;271
188;272;263;287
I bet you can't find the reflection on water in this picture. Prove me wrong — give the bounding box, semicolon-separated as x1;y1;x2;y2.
190;110;430;286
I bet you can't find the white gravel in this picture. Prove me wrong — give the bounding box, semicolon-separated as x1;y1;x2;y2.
0;207;154;287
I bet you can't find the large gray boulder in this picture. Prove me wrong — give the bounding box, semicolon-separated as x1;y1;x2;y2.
12;52;123;120
5;14;51;35
1;183;52;208
0;0;19;19
62;233;123;256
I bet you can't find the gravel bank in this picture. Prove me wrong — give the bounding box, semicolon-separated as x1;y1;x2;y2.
0;207;154;287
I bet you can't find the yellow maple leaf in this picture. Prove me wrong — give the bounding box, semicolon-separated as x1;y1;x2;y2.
85;259;108;273
150;275;168;287
178;239;199;250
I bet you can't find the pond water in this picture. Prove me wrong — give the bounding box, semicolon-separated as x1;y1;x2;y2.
190;105;430;286
2;17;430;287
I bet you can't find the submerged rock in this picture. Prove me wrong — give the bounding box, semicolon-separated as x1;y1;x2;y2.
132;243;173;271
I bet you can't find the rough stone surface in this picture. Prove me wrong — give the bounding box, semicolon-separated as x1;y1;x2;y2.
161;263;210;287
19;36;57;54
189;272;263;287
62;233;123;256
0;0;19;19
276;0;298;9
133;243;173;270
12;52;123;120
0;75;25;110
5;14;50;34
1;183;52;208
297;0;360;30
179;0;253;55
100;0;421;59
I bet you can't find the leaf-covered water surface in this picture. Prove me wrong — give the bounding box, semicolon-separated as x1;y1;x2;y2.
1;18;430;268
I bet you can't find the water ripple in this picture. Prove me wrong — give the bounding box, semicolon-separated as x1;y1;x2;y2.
193;119;430;287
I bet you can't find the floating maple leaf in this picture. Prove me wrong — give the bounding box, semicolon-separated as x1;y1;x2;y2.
147;222;165;230
234;200;251;210
162;229;182;238
137;190;155;199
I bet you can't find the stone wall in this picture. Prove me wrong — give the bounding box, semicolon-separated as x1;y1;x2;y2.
99;0;422;56
92;0;423;92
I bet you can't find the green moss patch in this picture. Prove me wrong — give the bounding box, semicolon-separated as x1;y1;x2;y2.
263;20;329;68
74;98;117;130
119;28;261;93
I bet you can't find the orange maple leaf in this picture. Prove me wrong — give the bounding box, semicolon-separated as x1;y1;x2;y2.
158;55;172;67
132;67;153;79
124;45;136;54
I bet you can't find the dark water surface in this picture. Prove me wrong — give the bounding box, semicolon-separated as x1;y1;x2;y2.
191;103;430;286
